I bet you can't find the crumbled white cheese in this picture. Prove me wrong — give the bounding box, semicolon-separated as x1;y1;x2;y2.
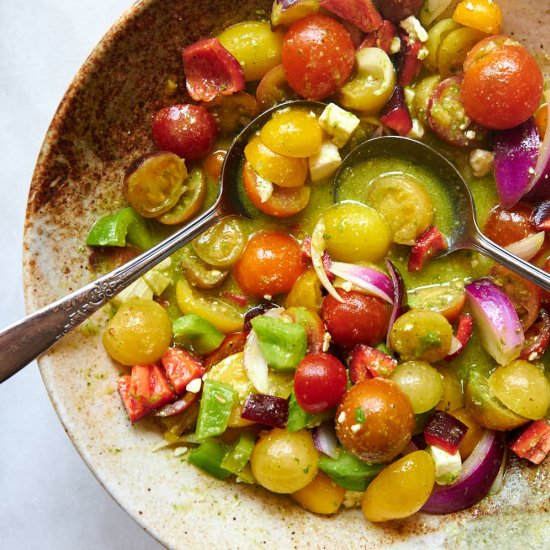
428;445;462;485
407;118;425;140
459;116;472;131
350;424;362;433
390;36;402;55
318;103;360;148
186;378;202;393
322;332;331;352
404;86;416;108
255;173;274;203
418;46;429;60
469;149;495;178
308;142;342;182
400;16;429;43
465;130;477;140
263;294;272;301
337;411;346;423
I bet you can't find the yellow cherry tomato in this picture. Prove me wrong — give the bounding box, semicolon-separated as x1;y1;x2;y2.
451;407;484;459
285;268;323;311
362;451;435;522
292;471;345;515
453;0;502;34
244;135;308;187
260;110;323;158
218;21;284;81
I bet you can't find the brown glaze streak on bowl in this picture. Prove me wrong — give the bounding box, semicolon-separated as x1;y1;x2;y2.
23;1;550;548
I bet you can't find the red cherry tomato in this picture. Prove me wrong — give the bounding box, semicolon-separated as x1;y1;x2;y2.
461;40;544;130
483;203;536;246
152;104;218;162
242;161;310;217
282;14;355;100
233;231;305;297
335;378;414;463
294;352;348;414
321;289;392;348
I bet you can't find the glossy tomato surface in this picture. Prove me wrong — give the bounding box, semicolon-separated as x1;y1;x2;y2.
282;14;355;100
233;231;305;297
483;203;536;246
294;352;347;413
321;289;392;348
152;104;218;162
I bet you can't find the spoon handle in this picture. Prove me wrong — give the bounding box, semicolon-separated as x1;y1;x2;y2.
471;231;550;292
0;205;224;384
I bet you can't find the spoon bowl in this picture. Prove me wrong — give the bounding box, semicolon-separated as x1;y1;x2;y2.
334;135;550;292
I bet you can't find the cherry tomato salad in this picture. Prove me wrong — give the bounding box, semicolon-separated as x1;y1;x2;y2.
87;0;550;524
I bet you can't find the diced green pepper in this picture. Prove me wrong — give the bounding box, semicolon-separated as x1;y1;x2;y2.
195;379;237;440
319;450;385;491
188;438;232;479
173;314;225;355
287;391;333;432
86;207;153;250
251;316;307;371
220;432;256;474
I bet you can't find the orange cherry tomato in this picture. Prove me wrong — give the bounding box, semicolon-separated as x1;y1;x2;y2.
461;39;544;130
242;161;310;217
453;0;502;34
233;231;305;297
535;104;548;138
483;203;536;246
203;149;227;182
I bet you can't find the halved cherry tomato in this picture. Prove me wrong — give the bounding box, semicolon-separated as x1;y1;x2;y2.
160;347;205;395
282;14;355;100
408;282;466;323
520;309;550;361
233;231;305;297
348;344;397;382
483;203;536;246
453;0;502;34
202;149;226;182
244;135;308;187
490;265;541;331
152;104;218;163
461;39;544;130
294;352;348;413
321;289;392;348
243;161;310;217
256;64;296;110
204;91;259;135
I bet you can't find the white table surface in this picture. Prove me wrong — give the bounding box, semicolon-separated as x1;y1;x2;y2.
0;2;163;548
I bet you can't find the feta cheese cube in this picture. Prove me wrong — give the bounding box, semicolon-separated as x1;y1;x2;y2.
428;445;462;485
308;142;342;182
319;103;360;148
400;16;429;43
469;149;495;178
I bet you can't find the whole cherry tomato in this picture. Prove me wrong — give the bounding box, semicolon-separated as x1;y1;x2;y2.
294;353;348;414
461;37;544;130
152;104;218;162
483;203;536;246
233;231;305;297
321;290;392;348
282;14;355;100
335;378;414;463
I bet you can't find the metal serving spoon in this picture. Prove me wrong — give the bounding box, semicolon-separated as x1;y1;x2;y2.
1;100;549;382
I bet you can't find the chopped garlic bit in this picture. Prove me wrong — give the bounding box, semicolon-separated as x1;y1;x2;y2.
400;16;428;43
322;332;331;352
469;149;495;178
186;378;202;393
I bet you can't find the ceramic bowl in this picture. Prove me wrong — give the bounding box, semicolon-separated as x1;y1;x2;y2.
23;1;550;547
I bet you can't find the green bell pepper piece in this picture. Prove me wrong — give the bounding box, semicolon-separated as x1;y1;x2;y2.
220;432;255;474
188;438;232;480
173;314;225;355
86;207;153;250
319;450;385;491
287;391;333;432
251;316;307;371
195;379;237;440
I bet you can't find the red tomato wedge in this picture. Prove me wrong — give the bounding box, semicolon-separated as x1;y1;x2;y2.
510;419;550;464
320;0;383;32
160;347;205;395
182;37;245;102
348;344;397;383
408;226;448;272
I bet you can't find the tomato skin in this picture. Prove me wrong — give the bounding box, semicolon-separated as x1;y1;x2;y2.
282;14;355;100
294;353;348;413
461;44;544;130
202;149;226;182
321;289;392;348
483;203;536;246
152;104;218;162
336;378;414;463
233;231;305;297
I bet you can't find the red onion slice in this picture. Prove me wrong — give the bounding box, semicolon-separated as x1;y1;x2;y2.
329;261;394;303
241;394;289;428
312;422;339;459
465;278;524;365
421;430;505;514
493;117;540;208
505;231;545;260
385;258;407;347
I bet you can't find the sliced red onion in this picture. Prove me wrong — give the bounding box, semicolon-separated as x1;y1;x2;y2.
329;261;394;304
448;336;462;356
465;279;524;365
311;217;344;303
445;312;473;361
243;330;270;394
385;258;407;347
241;394;289;428
505;231;545;260
493;117;540;208
312;422;339;459
488;448;507;495
421;430;505;514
